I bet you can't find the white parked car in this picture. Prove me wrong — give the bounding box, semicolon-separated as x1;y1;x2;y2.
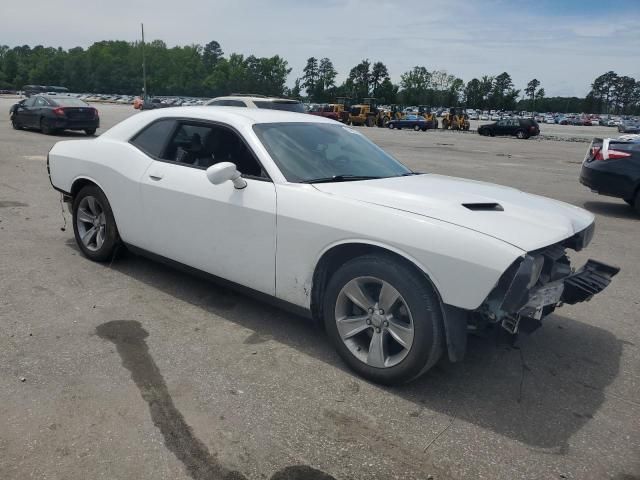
207;95;305;113
47;107;619;384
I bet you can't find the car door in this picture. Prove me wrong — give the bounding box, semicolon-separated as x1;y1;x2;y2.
17;97;37;127
33;96;52;127
138;119;277;295
494;119;509;135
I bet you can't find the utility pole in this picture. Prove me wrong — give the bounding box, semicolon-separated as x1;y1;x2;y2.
141;23;147;100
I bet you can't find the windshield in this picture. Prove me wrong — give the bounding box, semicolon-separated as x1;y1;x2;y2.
253;100;305;113
253;122;412;183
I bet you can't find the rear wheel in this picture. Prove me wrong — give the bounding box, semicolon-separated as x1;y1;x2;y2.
40;118;55;135
72;185;120;262
634;192;640;215
516;130;528;139
414;125;421;132
85;129;96;136
323;254;444;385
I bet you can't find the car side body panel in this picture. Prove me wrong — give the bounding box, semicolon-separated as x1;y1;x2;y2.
48;138;154;247
274;183;524;311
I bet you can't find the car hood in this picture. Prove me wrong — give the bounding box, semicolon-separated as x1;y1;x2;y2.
313;174;594;252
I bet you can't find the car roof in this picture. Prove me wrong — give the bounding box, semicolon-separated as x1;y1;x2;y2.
212;95;300;103
100;106;336;140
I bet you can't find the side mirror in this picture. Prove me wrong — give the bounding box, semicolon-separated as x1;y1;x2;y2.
206;162;247;189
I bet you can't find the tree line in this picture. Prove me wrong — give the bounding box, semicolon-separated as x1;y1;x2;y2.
0;41;638;114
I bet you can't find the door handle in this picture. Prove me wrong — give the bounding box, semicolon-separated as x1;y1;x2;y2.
148;172;164;181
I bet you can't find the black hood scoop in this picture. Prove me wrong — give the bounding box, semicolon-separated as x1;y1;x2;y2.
462;202;504;211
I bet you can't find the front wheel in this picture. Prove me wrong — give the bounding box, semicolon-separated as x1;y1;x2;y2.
634;192;640;215
414;125;421;131
323;254;444;385
85;129;96;136
72;185;120;262
388;123;394;129
11;116;20;130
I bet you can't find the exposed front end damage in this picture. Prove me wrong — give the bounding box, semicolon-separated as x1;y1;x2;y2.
476;222;619;336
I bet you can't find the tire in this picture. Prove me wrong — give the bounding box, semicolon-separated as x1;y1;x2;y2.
11;116;20;130
388;123;394;129
489;130;495;137
634;192;640;215
85;129;96;136
40;117;54;135
72;185;120;262
414;125;421;132
323;254;444;385
421;127;427;132
516;130;527;139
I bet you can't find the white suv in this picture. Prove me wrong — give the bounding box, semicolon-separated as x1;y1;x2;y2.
206;94;304;113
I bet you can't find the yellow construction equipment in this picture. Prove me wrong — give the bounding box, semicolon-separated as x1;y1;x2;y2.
418;106;439;129
441;108;470;131
347;98;385;127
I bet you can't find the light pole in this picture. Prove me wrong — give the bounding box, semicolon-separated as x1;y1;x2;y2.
141;23;147;100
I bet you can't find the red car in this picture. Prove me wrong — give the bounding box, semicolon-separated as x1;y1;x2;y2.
308;104;345;122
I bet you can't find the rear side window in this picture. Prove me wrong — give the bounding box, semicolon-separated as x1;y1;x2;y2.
254;100;305;113
131;119;177;157
210;99;246;107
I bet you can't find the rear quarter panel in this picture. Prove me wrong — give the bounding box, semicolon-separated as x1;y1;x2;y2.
48;138;154;246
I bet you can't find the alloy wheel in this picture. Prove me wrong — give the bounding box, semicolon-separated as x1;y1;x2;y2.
76;195;107;252
334;276;414;368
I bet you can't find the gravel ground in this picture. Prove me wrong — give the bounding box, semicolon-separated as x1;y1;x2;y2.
1;100;638;480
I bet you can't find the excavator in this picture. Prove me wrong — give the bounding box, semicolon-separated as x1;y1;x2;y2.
441;107;470;131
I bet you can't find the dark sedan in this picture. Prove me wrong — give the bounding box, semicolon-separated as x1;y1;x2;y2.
478;118;540;139
618;120;640;134
10;95;99;135
387;115;429;131
580;137;640;214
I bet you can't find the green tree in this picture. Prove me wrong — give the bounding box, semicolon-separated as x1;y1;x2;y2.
202;41;223;71
301;57;319;97
525;78;540;110
370;61;389;99
347;59;371;99
399;66;430;104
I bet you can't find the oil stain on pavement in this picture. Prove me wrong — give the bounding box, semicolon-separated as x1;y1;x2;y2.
96;320;336;480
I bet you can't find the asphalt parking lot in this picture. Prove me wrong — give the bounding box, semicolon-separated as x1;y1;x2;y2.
1;99;639;480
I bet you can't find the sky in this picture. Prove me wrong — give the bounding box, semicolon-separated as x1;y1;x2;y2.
3;0;640;97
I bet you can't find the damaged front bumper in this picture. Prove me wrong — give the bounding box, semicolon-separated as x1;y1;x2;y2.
481;227;620;334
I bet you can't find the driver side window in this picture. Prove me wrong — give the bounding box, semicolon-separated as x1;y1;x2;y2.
162;121;268;179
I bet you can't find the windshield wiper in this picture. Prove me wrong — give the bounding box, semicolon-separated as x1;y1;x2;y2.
301;175;383;184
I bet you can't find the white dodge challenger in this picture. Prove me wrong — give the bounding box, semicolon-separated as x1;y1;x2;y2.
47;107;619;384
